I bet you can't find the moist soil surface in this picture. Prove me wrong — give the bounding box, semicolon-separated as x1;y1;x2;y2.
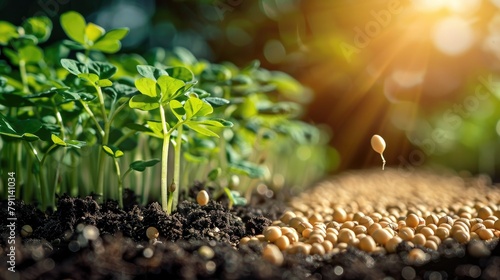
1;171;500;280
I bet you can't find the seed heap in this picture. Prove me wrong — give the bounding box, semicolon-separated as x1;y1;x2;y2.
242;169;500;260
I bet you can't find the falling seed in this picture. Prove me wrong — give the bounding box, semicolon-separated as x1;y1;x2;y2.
371;134;386;170
197;190;209;206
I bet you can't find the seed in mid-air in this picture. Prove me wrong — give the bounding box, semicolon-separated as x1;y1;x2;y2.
371;135;386;170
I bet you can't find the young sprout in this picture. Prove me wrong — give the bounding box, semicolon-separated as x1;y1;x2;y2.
371;134;386;170
197;190;210;206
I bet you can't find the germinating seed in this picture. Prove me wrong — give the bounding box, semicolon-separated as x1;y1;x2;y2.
370;134;386;170
197;190;210;206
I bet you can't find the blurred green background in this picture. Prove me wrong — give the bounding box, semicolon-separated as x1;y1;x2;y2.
2;0;500;181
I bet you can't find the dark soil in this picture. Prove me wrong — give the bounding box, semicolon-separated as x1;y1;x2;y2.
0;187;499;280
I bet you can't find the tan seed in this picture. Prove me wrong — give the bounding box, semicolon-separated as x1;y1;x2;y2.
408;248;427;264
406;214;419;228
280;211;296;224
435;227;450;240
310;243;326;255
420;227;434;238
372;228;391;245
338;229;356;244
262;244;284;265
399;227;414;241
359;236;376;252
197;190;209;206
385;236;403;253
275;235;290;250
477;228;494;240
424;240;438;251
146;227;159;240
412;233;426;246
478;206;493;220
322;240;334;252
453;230;470;244
264;226;282;242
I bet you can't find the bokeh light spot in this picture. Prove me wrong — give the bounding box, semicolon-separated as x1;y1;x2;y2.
264;39;286;63
432;17;475;56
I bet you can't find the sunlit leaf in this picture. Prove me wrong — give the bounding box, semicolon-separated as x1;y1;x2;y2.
166;66;194;83
157;75;185;103
169;99;185;121
51;134;66;146
135;77;158;97
85;22;105;42
129;94;160;111
60;11;86;45
0;21;18;45
184;122;219;138
185;96;212;119
61;58;87;76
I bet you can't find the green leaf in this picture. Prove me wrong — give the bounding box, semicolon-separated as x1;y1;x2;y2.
60;11;86;45
97;79;113;87
147;120;165;138
166;67;194;83
204;97;230;107
51;134;67;146
85;22;105;42
78;73;99;84
130;158;160;172
185;97;213;119
88;61;117;79
136;65;168;80
169;100;185;121
65;139;86;149
0;114;42;141
99;28;129;41
183;152;208;163
18;45;43;63
91;39;121;53
184;122;219;138
61;58;87;76
135;77;158;97
3;48;19;65
197;119;233;128
0;21;18;45
125;123;153;132
228;161;266;179
22;16;52;43
207;167;221;181
0;93;34;107
102;145;124;158
157;75;185;103
129;94;160;111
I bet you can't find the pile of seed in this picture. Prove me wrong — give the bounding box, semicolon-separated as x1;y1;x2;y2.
241;169;500;265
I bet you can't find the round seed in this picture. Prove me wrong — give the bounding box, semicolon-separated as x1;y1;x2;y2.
477;228;494;240
494;219;500;230
399;227;414;241
425;214;439;225
302;228;313;238
275;235;290;250
453;230;470;244
372;228;391;245
424;240;438;251
385;236;403;253
333;208;347;223
408;248;427;264
21;225;33;237
478;206;493;220
146;227;159;240
419;227;434;238
359;236;376;252
280;211;296;224
310;243;326;255
435;227;450;240
412;233;426;246
338;229;356;244
322;240;334;252
406;214;419;228
262;244;284;265
197;190;209;206
240;237;250;245
483;220;494;229
264;226;282;242
326;232;338;245
367;223;382;235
